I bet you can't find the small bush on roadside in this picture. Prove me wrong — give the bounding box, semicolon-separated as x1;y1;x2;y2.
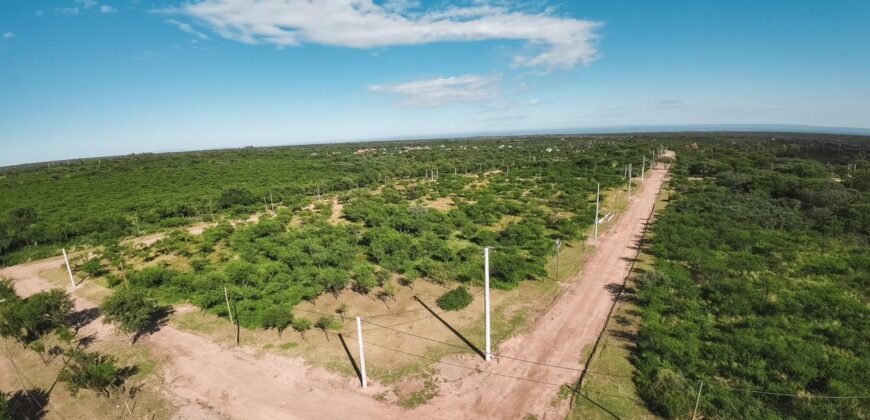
436;285;473;311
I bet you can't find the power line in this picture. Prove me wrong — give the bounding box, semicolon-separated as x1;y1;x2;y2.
363;318;632;378
717;384;870;400
362;339;565;388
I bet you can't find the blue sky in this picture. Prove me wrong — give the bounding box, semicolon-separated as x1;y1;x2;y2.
1;0;868;166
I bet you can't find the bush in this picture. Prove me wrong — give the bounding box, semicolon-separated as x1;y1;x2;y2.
58;348;128;397
436;285;473;311
100;288;168;343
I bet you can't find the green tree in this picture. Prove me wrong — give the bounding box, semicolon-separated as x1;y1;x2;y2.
260;306;293;337
0;391;8;420
99;288;166;344
292;317;311;340
0;289;73;345
314;316;336;339
79;257;104;279
436;285;473;311
58;348;128;397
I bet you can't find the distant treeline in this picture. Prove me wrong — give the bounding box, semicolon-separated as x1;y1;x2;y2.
0;136;655;265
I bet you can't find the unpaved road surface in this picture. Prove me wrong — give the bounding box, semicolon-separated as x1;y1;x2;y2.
413;159;670;419
1;261;401;420
1;158;669;419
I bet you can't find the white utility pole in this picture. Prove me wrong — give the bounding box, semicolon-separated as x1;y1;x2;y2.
356;317;368;388
594;182;600;239
62;248;75;288
484;246;492;361
269;191;275;212
641;156;646;182
554;239;561;281
628;163;633;199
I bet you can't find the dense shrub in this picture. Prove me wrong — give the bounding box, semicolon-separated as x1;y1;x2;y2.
436;286;473;311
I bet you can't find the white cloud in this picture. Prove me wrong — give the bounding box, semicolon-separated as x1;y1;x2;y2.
528;98;541;105
165;19;210;40
55;7;80;15
2;33;13;41
100;5;116;13
370;74;502;107
169;0;601;69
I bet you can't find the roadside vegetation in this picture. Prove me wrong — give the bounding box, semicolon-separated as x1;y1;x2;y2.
633;138;869;418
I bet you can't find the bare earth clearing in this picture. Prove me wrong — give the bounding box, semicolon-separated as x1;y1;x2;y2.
1;157;670;419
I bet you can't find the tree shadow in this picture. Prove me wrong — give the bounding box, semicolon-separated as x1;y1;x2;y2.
609;328;638;343
568;387;624;419
337;334;364;387
413;296;485;360
604;282;636;303
613;314;632;327
75;333;97;348
132;306;174;344
8;388;50;419
67;307;101;333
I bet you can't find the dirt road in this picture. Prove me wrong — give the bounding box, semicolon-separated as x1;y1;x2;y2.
1;158;669;419
413;158;670;419
1;260;401;420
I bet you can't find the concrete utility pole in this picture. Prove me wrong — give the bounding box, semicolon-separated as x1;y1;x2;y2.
641;156;646;182
269;191;275;212
484;246;492;362
356;317;368;388
554;239;561;281
62;248;75;288
594;182;600;239
628;163;633;199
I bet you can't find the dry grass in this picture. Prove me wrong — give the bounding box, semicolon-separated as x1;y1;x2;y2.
0;337;172;420
421;196;455;211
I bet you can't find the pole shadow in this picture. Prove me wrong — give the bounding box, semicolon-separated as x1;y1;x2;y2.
413;296;485;360
337;334;364;387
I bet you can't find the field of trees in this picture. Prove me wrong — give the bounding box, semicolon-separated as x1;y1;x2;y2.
633;137;869;418
3;133;868;418
1;137;658;333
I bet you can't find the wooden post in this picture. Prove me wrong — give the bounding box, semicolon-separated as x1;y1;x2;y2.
62;248;75;288
692;380;704;420
224;287;239;346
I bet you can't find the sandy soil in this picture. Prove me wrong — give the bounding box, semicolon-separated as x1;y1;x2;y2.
329;198;344;224
411;157;671;419
0;155;671;419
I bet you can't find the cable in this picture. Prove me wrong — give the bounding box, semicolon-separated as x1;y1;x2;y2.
717;384;870;400
364;318;635;377
362;339;565;388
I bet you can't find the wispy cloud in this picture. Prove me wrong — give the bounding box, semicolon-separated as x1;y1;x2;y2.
370;74;502;107
165;19;210;40
55;7;80;15
166;0;601;69
100;5;116;13
2;33;13;41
